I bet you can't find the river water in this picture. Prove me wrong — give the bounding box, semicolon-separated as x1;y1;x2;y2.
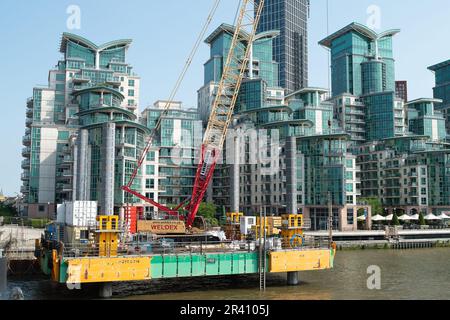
6;248;450;300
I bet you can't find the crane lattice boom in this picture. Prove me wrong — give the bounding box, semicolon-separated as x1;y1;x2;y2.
122;0;265;229
185;0;265;227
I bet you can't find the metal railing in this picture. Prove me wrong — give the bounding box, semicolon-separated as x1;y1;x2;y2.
56;235;331;259
60;240;257;258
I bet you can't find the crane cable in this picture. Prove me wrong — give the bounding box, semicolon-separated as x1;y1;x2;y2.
127;0;221;187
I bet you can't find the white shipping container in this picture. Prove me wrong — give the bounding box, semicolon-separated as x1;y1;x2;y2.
65;201;98;227
240;216;256;235
56;204;66;224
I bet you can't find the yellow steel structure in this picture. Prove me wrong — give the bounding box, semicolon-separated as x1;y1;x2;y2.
226;212;243;224
253;217;282;238
66;257;152;284
269;250;333;273
281;214;305;249
96;216;120;257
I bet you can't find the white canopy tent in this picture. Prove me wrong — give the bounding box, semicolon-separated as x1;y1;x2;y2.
410;214;420;220
398;214;414;221
424;214;441;221
371;215;386;222
437;213;450;220
385;214;393;221
357;215;367;221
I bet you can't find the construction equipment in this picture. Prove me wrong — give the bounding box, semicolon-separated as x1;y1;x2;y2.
121;0;266;230
281;214;306;249
96;216;120;257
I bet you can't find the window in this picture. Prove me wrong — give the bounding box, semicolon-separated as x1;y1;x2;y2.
128;89;135;97
346;159;353;168
146;165;155;175
58;131;70;140
346;184;354;192
128;79;135;87
38;205;45;212
146;151;155;161
128;99;135;107
145;179;155;189
347;208;354;225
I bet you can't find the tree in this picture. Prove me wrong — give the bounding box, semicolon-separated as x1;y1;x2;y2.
419;212;426;226
392;213;400;226
360;197;383;216
197;202;218;227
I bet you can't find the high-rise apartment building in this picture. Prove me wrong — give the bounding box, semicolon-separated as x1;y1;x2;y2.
197;24;366;232
320;23;407;145
395;81;408;102
429;59;450;133
255;0;310;92
141;101;202;214
21;33;148;217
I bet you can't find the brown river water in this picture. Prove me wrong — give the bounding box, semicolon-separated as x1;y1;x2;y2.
6;248;450;300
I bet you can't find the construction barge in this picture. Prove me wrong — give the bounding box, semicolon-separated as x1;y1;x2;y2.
35;212;336;298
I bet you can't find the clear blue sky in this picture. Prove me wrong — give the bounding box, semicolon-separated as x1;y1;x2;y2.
0;0;449;195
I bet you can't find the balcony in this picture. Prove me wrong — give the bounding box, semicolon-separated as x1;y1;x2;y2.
63;156;74;163
72;74;90;83
21;172;30;181
22;135;31;146
21;159;30;169
22;147;31;157
106;77;121;86
56;170;73;178
56;183;72;192
20;186;29;193
26;107;33;117
25;118;33;128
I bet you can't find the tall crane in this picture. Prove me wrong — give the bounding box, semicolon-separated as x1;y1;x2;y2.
122;0;265;228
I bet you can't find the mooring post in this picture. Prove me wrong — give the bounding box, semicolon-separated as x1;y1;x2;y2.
0;249;7;299
287;272;299;286
99;282;113;299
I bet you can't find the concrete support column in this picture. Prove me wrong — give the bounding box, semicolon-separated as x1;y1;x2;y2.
101;123;116;216
72;144;78;202
76;129;89;201
99;283;113;299
0;254;7;297
231;136;240;213
338;208;345;232
287;272;299;286
286;137;297;214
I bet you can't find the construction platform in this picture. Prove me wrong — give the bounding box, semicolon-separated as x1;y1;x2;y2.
38;246;335;285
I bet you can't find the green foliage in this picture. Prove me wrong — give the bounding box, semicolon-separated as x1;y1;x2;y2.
0;203;17;217
360;197;383;216
392;213;400;226
419;213;426;226
197;202;218;227
197;202;217;219
30;219;51;229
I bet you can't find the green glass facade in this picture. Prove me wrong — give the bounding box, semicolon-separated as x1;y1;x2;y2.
21;33;143;217
407;99;447;142
142;105;201;206
429;60;450;132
